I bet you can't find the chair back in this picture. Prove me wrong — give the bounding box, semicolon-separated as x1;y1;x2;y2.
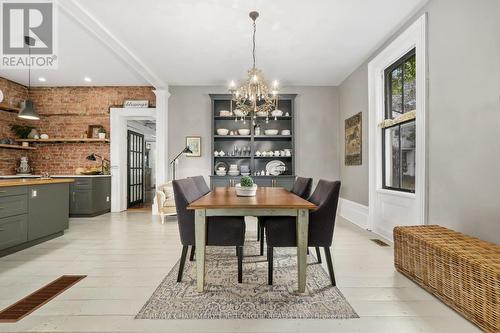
172;178;202;245
308;180;341;247
291;177;313;199
189;176;211;196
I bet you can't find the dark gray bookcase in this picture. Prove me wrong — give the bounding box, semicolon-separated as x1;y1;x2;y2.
209;94;296;190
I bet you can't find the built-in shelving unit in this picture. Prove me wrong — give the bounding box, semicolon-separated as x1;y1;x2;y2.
0;144;36;150
16;138;110;143
209;93;297;190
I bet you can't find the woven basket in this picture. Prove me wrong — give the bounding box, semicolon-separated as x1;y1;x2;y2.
394;225;499;333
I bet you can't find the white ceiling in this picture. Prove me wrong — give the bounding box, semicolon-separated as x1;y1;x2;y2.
0;0;426;87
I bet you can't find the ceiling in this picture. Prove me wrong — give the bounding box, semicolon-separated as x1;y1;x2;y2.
0;0;427;87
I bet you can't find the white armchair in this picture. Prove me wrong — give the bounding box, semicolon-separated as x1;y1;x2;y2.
156;182;176;223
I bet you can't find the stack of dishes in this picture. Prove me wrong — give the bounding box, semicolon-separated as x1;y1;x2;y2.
219;110;231;117
228;164;239;176
240;165;250;176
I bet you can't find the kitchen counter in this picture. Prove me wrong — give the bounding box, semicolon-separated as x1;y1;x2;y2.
0;178;74;187
0;174;110;179
0;179;72;257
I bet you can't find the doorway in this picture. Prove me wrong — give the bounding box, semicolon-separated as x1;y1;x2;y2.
127;130;145;208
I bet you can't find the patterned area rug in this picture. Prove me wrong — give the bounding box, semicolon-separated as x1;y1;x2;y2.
136;240;358;320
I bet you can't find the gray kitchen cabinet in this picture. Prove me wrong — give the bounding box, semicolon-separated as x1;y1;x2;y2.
274;177;295;191
0;194;28;219
28;183;69;241
254;178;272;187
68;176;111;217
0;214;28;250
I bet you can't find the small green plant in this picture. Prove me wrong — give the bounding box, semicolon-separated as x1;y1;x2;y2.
98;127;106;134
10;124;35;139
240;176;254;187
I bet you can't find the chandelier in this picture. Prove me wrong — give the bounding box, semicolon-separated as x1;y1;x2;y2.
229;11;279;123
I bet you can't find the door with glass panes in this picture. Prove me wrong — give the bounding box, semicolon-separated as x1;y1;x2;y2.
127;130;145;208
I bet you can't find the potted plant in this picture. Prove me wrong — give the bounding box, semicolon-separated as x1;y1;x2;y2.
98;127;106;139
10;124;35;139
235;176;258;197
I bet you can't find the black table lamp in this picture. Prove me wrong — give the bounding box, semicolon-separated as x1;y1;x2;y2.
86;153;110;174
170;146;192;180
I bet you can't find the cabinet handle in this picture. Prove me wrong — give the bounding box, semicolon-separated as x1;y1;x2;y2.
0;190;6;193
72;192;75;202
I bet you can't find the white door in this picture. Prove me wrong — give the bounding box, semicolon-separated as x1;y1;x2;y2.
368;15;427;241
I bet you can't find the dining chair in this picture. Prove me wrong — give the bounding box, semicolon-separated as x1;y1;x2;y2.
258;177;313;256
264;179;341;286
189;175;211;196
172;178;246;283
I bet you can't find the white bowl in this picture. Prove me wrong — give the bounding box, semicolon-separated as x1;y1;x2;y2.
235;183;257;197
264;129;279;135
233;109;244;117
219;110;231;117
281;129;291;135
216;171;227;176
217;128;229;136
271;109;283;117
238;129;250;135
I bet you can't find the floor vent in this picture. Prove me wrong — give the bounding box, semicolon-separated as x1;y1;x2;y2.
0;275;86;323
371;239;390;247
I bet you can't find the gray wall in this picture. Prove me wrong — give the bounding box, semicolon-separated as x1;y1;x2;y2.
168;86;340;186
338;0;500;243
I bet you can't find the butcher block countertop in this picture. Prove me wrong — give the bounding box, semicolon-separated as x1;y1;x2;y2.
0;178;75;187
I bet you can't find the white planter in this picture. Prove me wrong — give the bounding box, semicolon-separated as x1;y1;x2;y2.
235;183;257;197
98;133;106;139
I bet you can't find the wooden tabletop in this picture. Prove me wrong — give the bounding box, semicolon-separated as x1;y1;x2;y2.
0;178;75;187
188;187;317;210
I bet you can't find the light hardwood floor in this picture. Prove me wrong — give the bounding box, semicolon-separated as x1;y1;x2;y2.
0;212;479;332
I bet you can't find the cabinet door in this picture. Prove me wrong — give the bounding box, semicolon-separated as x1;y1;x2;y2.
0;214;28;250
254;178;272;187
0;194;28;219
275;178;295;191
28;184;69;241
93;178;111;213
211;178;230;189
70;189;93;215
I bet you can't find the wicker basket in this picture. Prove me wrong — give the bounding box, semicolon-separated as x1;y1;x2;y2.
394;225;499;333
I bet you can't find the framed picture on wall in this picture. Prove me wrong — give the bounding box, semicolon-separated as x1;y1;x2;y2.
345;112;362;165
185;136;201;157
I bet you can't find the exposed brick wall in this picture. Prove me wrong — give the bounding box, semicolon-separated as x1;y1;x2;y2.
0;77;155;175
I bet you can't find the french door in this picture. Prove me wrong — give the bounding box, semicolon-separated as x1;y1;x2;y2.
127;130;145;208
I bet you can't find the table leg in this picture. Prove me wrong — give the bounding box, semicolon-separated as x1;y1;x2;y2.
297;208;309;293
195;209;206;292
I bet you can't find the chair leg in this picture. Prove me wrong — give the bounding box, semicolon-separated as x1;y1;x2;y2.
160;214;165;224
259;224;265;256
236;246;243;283
315;247;322;264
177;245;189;282
323;247;336;286
189;245;195;261
267;246;273;285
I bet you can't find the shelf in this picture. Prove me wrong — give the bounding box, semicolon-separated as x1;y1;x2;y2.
254;135;292;140
254;156;292;159
210;175;295;178
0;103;20;114
0;144;36;150
214;156;251;159
16;138;110;143
214;135;251;139
215;116;292;120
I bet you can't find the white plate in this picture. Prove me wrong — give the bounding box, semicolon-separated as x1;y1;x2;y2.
265;160;286;176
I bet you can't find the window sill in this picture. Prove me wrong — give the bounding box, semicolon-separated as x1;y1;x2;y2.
376;188;415;199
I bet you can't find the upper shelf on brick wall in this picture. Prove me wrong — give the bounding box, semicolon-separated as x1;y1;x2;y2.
16;138;110;143
0;103;21;113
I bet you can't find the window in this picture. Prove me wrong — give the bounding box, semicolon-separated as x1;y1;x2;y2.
382;49;416;192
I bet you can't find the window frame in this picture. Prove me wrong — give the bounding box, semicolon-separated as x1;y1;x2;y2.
382;48;416;193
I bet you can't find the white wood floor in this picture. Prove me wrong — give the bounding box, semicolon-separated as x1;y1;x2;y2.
0;212;479;332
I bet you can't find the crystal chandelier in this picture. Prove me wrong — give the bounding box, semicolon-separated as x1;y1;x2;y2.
229;11;279;124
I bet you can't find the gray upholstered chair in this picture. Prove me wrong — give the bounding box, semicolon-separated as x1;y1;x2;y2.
172;178;246;283
258;177;313;255
265;179;341;286
189;175;211;196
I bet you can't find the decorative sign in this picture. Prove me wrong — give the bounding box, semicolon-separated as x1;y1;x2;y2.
345;112;362;166
124;100;149;108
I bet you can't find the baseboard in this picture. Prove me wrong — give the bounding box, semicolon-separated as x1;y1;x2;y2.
338;198;369;230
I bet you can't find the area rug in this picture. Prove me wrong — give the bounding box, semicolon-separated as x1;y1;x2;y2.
136;241;358;320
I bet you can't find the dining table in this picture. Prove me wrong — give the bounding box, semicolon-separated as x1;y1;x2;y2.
187;186;317;293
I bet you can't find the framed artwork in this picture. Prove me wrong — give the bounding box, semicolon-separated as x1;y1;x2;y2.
88;125;104;139
345;112;362;165
185;136;201;157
